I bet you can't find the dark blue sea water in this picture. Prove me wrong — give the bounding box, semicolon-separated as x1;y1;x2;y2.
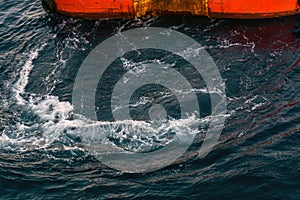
1;0;300;199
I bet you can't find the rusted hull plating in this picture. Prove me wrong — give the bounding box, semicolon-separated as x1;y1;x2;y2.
48;0;300;19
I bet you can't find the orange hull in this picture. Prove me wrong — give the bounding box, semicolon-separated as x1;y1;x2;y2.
42;0;300;19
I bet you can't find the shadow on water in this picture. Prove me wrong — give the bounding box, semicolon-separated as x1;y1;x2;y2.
27;14;300;98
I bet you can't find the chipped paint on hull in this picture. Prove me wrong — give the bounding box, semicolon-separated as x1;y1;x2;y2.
134;0;209;17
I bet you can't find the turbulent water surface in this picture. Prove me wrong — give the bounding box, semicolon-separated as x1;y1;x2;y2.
1;0;300;199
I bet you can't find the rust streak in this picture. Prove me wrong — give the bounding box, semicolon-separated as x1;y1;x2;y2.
134;0;209;17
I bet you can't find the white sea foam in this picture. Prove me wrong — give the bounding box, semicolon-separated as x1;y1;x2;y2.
12;44;47;105
5;29;229;159
5;45;213;154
